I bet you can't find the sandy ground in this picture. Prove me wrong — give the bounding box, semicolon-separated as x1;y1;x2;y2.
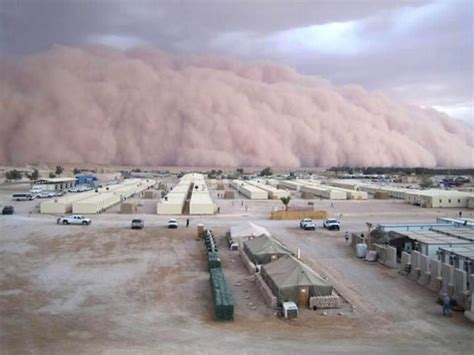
1;183;473;354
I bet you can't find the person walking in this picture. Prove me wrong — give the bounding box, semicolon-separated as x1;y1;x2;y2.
442;293;451;316
186;218;190;228
459;211;463;218
345;231;349;244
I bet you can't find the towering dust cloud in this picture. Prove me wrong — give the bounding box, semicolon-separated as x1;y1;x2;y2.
0;46;472;167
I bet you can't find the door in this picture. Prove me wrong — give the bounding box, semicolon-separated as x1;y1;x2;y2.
298;286;309;307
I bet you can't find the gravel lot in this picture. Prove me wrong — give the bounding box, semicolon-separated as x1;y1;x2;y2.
1;182;473;354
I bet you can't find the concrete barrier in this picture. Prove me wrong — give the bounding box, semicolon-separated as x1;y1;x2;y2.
374;244;387;265
270;210;328;220
440;263;454;297
418;254;431;286
464;293;474;322
408;251;421;281
385;246;398;269
255;273;277;309
399;251;411;276
428;259;442;292
453;269;469;309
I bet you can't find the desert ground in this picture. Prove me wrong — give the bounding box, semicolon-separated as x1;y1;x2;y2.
1;181;473;354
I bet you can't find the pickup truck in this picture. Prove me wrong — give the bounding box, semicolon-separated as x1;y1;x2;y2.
323;218;341;231
57;215;92;225
299;218;316;230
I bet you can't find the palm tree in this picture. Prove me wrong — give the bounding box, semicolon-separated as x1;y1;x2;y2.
280;196;291;211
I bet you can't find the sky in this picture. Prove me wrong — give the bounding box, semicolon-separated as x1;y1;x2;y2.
0;0;473;121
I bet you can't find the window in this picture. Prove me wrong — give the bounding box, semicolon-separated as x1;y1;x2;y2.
439;199;442;203
448;199;451;203
458;199;461;203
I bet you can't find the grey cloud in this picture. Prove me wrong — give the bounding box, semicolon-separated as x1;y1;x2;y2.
0;0;471;122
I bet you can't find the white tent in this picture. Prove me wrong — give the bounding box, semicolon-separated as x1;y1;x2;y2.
230;222;271;238
228;222;271;248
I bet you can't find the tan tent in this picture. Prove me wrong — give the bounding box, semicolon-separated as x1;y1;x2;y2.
261;255;333;306
243;235;293;265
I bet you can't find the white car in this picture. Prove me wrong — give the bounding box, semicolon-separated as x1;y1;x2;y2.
37;191;56;198
300;218;315;230
167;219;178;229
57;215;92;225
323;218;341;231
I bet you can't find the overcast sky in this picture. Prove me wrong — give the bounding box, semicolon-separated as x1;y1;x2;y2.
1;0;472;121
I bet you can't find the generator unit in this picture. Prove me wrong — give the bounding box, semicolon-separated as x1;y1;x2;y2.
283;302;298;319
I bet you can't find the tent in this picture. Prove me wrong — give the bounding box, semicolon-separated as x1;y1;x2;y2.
229;222;271;238
243;235;293;265
261;255;333;306
227;222;271;246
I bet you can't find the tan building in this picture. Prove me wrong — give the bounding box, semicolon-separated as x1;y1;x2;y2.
405;190;474;208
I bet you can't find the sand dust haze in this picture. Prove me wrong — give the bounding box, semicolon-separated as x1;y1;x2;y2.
0;46;472;167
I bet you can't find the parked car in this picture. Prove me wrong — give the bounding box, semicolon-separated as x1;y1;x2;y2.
323;218;341;231
57;215;91;225
302;221;316;230
300;218;315;230
2;206;14;215
131;219;144;229
30;187;43;195
167;219;178;229
38;191;56;198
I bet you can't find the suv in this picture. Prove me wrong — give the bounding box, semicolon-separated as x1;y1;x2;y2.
323;218;341;231
2;206;14;215
168;219;178;229
131;219;144;229
300;218;315;230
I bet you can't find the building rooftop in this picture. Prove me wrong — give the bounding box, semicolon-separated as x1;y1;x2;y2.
438;245;474;259
35;177;76;183
394;230;474;245
430;227;474;242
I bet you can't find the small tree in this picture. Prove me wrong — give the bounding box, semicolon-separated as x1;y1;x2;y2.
55;165;64;176
49;172;56;178
259;166;273;176
27;168;39;181
280;196;291;211
5;169;22;180
420;176;433;189
73;168;81;175
236;168;244;175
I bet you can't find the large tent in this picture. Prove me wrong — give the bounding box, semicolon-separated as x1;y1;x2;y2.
243;235;293;265
261;255;333;306
228;222;271;246
230;222;271;238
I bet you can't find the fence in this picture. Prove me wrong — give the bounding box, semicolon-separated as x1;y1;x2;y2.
270;210;328;220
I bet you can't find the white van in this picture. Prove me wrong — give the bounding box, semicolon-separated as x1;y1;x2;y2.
12;193;35;201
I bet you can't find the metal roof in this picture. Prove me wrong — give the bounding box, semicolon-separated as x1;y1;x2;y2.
394;230;474;245
430;227;474;242
438;245;474;259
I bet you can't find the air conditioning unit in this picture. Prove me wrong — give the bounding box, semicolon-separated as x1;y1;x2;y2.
283;302;298;319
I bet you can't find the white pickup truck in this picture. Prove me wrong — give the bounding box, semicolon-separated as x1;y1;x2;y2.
57;215;92;225
323;218;341;231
